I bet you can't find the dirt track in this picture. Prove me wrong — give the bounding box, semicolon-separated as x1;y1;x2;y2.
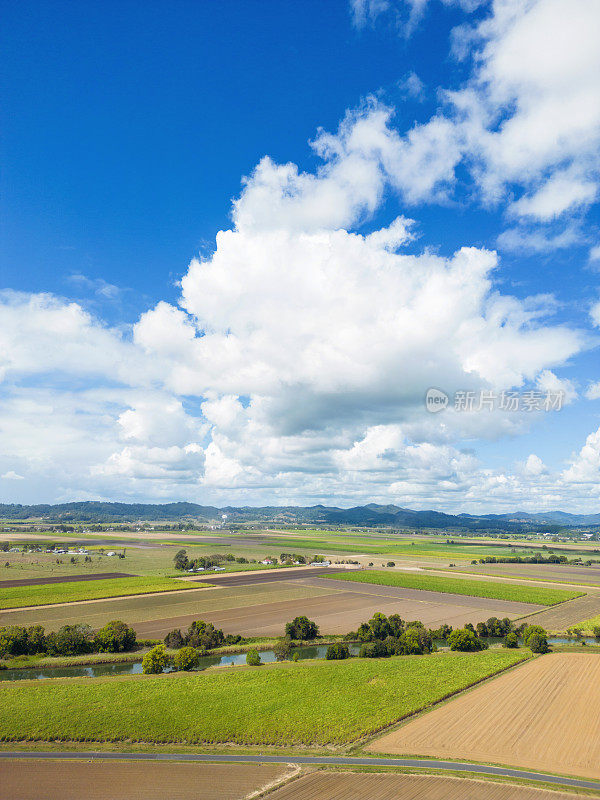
0;573;135;588
369;653;600;780
0;759;291;800
268;772;598;799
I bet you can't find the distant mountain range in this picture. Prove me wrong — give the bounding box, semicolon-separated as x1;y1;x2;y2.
1;501;599;531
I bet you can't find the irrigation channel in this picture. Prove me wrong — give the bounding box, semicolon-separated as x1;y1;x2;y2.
1;636;597;681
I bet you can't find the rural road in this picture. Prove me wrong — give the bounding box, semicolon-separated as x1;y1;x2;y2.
2;752;599;792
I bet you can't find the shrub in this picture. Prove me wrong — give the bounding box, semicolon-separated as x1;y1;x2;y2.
46;624;95;656
224;634;243;645
0;626;29;657
94;620;136;653
386;561;396;567
285;616;319;640
172;646;201;671
326;643;350;660
173;549;188;571
359;640;389;658
292;651;300;662
503;632;519;648
273;640;292;661
528;633;549;653
164;629;185;649
447;628;486;652
522;625;547;647
186;620;225;650
593;626;600;639
246;649;261;666
142;644;170;674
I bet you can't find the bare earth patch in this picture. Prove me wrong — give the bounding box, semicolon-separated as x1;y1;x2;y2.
268;772;600;800
368;653;600;780
0;759;291;800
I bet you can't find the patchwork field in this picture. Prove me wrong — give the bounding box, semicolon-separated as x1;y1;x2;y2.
326;570;584;605
0;572;136;588
1;574;545;638
0;581;334;634
0;760;292;800
463;563;600;586
369;653;600;780
268;772;599;800
0;650;528;746
0;576;199;610
516;594;600;631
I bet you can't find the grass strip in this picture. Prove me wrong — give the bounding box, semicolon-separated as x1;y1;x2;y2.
0;577;199;610
325;570;583;605
0;650;527;746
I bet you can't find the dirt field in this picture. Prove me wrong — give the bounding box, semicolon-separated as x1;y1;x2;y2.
464;563;600;586
268;772;600;800
1;575;544;638
517;594;600;630
193;567;344;587
369;653;600;780
0;759;292;800
0;573;135;588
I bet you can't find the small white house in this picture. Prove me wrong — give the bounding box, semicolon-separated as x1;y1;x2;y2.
260;559;274;565
106;551;117;556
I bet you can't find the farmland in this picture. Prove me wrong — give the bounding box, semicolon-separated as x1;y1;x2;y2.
268;772;598;800
0;650;527;746
369;653;600;780
0;576;199;609
326;570;583;605
1;573;544;638
515;594;600;631
463;562;600;587
0;760;292;800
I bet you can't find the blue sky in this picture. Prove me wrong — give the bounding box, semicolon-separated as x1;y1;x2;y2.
1;0;600;510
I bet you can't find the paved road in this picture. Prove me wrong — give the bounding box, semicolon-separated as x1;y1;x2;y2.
193;568;344;587
0;572;135;588
1;752;599;791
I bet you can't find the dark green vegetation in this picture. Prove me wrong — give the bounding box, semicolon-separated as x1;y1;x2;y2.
284;616;319;640
0;650;529;746
5;499;600;532
328;570;584;605
0;620;137;658
0;576;196;609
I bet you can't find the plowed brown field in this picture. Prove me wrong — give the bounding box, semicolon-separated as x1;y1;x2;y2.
369;653;600;780
268;772;598;799
0;760;291;800
517;594;600;630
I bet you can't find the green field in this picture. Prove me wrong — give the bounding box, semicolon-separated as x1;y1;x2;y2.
574;614;600;633
0;650;528;746
326;570;584;605
0;577;199;609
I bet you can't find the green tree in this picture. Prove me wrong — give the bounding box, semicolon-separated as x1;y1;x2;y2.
503;632;519;648
46;624;95;656
0;626;28;657
593;626;600;638
273;640;292;661
523;625;546;647
172;646;201;671
447;628;486;652
142;644;170;674
186;620;225;649
164;629;185;649
246;649;261;666
528;633;549;653
326;642;350;660
173;549;189;571
284;616;319;640
359;640;388;658
94;620;136;653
